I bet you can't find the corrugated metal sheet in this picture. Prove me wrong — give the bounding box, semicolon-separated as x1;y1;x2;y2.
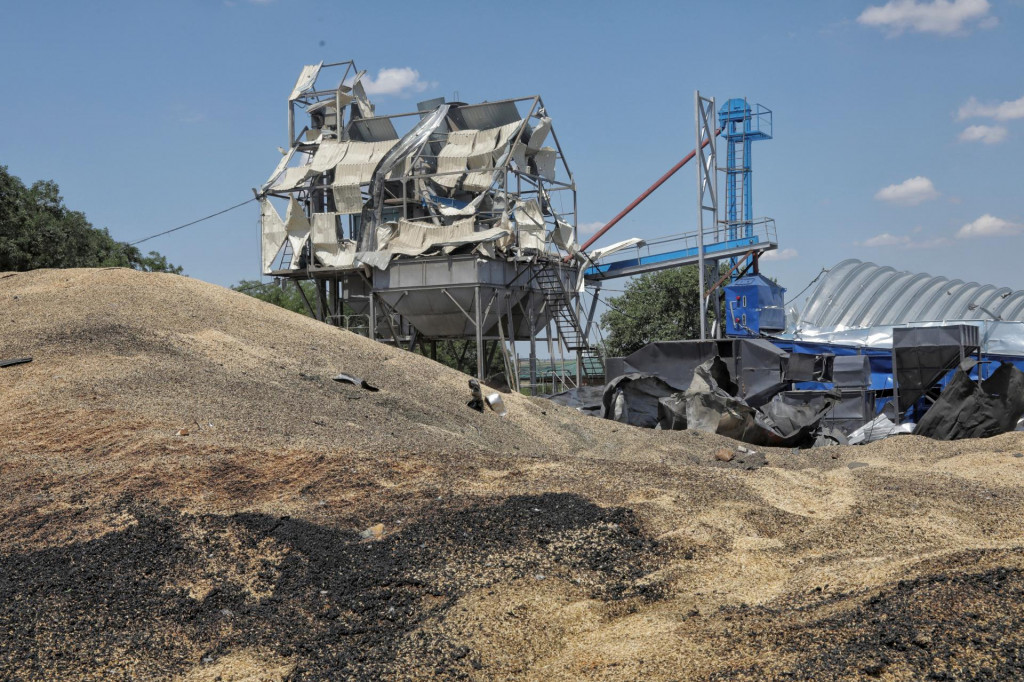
797;259;1024;329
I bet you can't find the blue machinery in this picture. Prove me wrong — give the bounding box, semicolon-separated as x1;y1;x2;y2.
582;95;776;285
719;99;773;268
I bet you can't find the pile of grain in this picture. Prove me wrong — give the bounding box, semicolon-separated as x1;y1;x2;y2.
2;268;1023;680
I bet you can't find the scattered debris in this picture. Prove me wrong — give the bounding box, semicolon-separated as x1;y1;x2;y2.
485;393;507;416
332;372;379;392
715;448;734;462
847;414;914;445
175;429;190;437
848;462;869;470
0;357;32;368
359;523;385;540
467;379;484;412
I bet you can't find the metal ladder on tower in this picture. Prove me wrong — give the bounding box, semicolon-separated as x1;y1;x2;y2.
534;262;600;382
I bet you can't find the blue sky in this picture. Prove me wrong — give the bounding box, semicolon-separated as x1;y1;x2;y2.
1;0;1022;304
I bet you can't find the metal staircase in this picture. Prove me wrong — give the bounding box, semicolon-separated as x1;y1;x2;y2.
534;263;601;382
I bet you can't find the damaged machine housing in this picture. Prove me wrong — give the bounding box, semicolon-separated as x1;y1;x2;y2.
258;61;596;391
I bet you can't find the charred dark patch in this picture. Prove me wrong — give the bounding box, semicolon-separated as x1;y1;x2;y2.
709;554;1024;680
0;493;665;680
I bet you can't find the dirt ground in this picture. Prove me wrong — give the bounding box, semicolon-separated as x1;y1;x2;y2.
1;268;1023;681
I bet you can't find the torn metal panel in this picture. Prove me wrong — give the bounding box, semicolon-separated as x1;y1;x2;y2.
272;165;314;192
832;355;871;388
378;218;509;257
260;199;287;272
610;338;787;407
262;147;298;192
657;394;687;430
450;101;521;130
310;140;350;173
349;117;399;142
526;116;552;151
289;62;323;101
533;147;557;181
914;359;1024;440
331;183;364;215
585;238;644;262
786;352;834;382
284;197;311;269
847;414;914;445
892;325;979;418
684;358;841;447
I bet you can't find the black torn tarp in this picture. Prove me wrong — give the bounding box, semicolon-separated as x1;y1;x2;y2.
0;357;32;368
684;358;841;447
914;359;1024;440
546;386;604;416
601;373;676;428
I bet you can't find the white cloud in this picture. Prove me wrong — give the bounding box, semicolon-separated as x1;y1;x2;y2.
856;232;951;248
857;0;993;35
957;95;1024;121
959;124;1008;144
360;67;435;97
956;214;1023;238
760;248;798;262
874;176;940;205
858;233;911;247
576;221;605;238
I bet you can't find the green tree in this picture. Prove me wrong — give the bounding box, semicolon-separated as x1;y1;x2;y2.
0;166;182;273
599;265;712;357
232;279;317;316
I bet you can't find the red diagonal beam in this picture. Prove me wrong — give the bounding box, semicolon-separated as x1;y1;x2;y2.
572;128;722;260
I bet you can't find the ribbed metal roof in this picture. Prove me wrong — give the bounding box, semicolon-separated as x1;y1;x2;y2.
797;259;1024;330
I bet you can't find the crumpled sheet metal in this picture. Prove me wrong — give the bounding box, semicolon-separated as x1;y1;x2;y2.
684;358;841;447
260;199;287;272
914;359;1024;440
601;373;676;429
847;414;914;445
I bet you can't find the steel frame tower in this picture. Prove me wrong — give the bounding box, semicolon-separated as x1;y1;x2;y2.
718;99;772;271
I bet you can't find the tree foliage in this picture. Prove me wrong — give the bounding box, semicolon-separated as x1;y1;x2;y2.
0;166;182;273
232;279;316;317
599;265;709;357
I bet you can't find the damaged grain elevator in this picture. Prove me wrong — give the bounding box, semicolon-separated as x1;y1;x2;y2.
257;60;596;391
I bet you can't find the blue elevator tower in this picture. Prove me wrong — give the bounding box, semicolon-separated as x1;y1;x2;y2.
717;99;772;263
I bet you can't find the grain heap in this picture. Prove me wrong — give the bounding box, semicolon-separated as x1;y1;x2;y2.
2;268;1024;680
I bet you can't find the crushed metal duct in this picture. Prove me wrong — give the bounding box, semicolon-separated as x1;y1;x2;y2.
914;359;1024;440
